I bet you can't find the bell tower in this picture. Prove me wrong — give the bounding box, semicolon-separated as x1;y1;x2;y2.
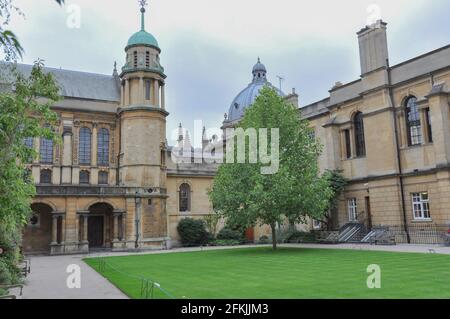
118;1;169;249
119;1;167;188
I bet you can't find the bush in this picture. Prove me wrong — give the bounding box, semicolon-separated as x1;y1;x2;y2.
216;227;244;241
258;235;270;244
285;231;317;243
210;239;241;246
0;228;22;285
177;218;210;247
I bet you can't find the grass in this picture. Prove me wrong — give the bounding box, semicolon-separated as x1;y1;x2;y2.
84;247;450;299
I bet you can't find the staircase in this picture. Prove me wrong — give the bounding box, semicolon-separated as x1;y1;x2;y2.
338;223;368;243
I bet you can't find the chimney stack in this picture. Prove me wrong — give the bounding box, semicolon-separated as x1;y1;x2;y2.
357;20;389;75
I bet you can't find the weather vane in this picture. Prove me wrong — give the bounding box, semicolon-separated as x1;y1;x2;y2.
139;0;148;10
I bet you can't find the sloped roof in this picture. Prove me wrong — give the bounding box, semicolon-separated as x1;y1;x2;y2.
0;62;121;102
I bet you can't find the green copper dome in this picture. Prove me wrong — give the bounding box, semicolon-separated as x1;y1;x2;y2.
126;6;160;51
127;30;159;49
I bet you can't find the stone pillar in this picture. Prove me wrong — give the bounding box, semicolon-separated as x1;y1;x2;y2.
139;77;144;104
125;79;130;105
113;214;119;241
76;214;80;243
120;83;124;106
60;215;66;244
51;214;58;244
161;84;165;109
83;215;89;243
33;137;40;164
92;123;98;167
153;80;159;107
427;85;450;167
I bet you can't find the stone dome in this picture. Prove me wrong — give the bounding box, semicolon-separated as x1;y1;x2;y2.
225;58;285;123
125;7;160;51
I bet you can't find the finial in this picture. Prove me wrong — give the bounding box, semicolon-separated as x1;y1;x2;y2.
139;0;148;31
257;57;260;63
112;61;118;76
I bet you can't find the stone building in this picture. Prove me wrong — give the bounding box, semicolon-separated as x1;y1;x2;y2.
6;6;449;254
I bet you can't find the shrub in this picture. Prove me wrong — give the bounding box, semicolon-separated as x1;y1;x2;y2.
258;235;270;244
285;231;317;243
216;227;244;242
177;218;210;247
210;239;241;246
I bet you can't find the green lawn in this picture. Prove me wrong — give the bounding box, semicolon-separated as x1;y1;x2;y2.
84;247;450;299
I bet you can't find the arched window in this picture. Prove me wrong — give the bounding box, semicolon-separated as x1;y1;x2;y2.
179;183;191;212
79;127;92;165
354;112;366;157
97;128;109;166
79;170;90;184
40;169;52;184
98;171;108;185
405;96;422;146
40;138;53;164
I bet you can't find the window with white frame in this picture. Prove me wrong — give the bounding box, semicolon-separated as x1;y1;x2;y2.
347;198;357;222
412;192;430;220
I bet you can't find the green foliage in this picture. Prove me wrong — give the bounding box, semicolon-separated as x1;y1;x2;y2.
176;218;210;247
209;86;332;250
320;169;347;228
210;239;241;247
0;61;60;284
284;231;317;243
216;227;244;242
203;213;220;236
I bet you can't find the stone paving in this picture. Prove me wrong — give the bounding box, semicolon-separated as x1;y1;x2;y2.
21;242;450;299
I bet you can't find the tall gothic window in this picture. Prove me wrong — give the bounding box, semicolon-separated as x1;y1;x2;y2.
79;170;90;184
354;112;366;157
40;169;52;184
179;183;191;212
79;127;92;165
40;138;53;164
344;129;351;159
405;96;422;146
97;128;109;166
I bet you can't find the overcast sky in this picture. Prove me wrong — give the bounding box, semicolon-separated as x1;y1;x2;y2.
6;0;450;146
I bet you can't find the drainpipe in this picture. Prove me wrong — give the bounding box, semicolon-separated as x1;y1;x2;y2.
386;59;410;243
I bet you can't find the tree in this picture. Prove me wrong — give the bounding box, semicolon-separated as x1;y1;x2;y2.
0;61;60;283
319;170;347;230
0;0;64;61
209;86;332;250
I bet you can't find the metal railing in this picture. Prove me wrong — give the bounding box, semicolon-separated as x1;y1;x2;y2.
377;224;449;245
95;258;176;299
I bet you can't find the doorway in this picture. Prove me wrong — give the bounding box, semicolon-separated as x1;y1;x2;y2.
88;216;104;248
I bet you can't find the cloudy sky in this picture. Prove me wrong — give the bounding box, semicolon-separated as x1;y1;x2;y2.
6;0;450;146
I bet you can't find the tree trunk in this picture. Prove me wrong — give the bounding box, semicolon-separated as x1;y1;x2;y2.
271;223;277;250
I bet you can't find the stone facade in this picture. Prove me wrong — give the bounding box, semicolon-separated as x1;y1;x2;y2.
13;14;450;254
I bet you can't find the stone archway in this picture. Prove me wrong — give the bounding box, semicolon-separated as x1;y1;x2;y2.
23;203;54;254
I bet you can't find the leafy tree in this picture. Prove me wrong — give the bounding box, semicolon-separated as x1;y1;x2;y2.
0;61;60;283
319;169;347;230
0;0;64;61
209;86;332;250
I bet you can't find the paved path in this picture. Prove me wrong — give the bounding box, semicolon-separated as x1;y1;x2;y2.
23;254;128;299
22;243;450;299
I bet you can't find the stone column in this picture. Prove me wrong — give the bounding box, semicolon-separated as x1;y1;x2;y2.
161;84;165;109
139;77;144;104
120;83;124;106
75;214;80;243
153;80;159;107
60;215;66;244
125;79;130;105
51;214;58;245
92;123;98;166
83;215;89;243
427;86;450;166
113;214;119;241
